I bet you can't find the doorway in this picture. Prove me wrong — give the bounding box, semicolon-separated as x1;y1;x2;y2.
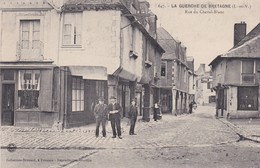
2;84;15;126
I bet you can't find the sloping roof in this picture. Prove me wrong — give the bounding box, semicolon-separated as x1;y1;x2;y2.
210;23;260;67
224;34;260;58
209;34;260;66
232;23;260;49
157;27;178;60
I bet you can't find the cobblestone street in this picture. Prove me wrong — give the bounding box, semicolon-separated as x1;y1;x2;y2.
1;106;239;150
2;105;260;168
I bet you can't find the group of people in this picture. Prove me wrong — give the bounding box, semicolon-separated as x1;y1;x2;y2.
93;96;161;139
93;96;138;139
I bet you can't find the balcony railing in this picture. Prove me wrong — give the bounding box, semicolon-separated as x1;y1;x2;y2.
16;41;44;61
241;73;255;84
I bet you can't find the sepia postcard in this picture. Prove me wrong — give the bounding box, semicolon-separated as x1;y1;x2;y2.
1;0;260;167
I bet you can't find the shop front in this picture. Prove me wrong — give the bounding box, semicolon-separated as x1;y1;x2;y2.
0;62;58;127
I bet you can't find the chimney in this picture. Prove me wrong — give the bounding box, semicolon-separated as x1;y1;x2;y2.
200;64;205;73
138;0;150;27
234;22;247;46
148;13;157;39
139;0;150;14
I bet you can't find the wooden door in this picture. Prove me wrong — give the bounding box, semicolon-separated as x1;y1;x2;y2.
2;84;15;125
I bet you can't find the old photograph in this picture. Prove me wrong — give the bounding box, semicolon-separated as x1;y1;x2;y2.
0;0;260;167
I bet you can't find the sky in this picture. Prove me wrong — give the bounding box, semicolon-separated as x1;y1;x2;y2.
147;0;260;70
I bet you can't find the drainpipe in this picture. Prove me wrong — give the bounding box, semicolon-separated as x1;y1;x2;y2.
57;11;64;129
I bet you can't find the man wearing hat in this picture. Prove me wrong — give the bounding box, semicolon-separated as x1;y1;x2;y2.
107;96;122;139
128;98;138;135
93;97;108;137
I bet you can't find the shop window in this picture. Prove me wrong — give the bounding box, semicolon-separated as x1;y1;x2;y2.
238;86;258;110
18;70;40;109
63;12;82;46
72;77;84;112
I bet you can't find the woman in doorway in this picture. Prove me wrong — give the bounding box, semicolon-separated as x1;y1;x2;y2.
153;101;160;122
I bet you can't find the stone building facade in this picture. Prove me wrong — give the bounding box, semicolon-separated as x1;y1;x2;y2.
210;22;260;118
0;0;164;127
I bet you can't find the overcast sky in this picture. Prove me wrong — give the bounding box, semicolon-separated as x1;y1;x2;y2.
147;0;260;70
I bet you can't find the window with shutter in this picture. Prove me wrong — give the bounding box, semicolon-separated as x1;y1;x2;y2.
19;20;42;60
241;60;255;84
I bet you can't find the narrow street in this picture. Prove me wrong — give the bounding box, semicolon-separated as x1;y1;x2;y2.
1;106;260;168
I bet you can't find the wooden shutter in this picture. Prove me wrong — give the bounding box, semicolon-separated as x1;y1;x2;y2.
38;69;53;112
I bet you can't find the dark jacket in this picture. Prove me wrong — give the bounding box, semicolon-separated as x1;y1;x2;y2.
153;105;160;119
128;105;138;119
107;103;122;120
94;104;108;119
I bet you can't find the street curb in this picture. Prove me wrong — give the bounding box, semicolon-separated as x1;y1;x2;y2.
217;118;260;143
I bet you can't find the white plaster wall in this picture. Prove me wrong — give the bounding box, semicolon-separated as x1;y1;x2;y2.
188;74;196;94
212;60;226;87
44;10;60;63
1;10;59;62
2;11;23;61
59;10;121;75
120;16;143;80
202;83;215;104
228;86;237;116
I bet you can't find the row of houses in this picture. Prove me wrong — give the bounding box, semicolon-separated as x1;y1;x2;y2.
157;28;196;115
0;0;196;128
210;22;260;119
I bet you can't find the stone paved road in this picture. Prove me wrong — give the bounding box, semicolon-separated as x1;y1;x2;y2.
2;106;260;168
1;106;239;150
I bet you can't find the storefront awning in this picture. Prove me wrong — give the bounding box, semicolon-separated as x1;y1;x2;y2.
69;66;107;80
113;67;137;81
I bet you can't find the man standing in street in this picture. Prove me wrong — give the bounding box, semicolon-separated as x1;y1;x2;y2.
107;96;122;139
128;98;138;135
94;97;108;138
